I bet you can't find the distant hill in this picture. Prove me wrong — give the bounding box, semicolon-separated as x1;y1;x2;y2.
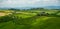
0;6;60;10
44;6;60;9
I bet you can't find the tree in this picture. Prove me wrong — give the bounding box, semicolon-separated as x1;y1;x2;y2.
8;8;20;11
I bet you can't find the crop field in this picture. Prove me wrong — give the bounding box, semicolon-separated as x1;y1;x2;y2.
0;10;60;29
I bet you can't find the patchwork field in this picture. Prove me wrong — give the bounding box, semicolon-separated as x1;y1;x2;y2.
0;10;60;29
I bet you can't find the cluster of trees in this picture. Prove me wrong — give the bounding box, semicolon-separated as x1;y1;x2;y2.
8;8;45;11
29;8;45;10
7;8;60;12
8;8;20;11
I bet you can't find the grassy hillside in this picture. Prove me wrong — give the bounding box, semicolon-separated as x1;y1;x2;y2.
0;10;60;29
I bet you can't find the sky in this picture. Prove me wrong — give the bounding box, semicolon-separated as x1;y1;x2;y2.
0;0;60;8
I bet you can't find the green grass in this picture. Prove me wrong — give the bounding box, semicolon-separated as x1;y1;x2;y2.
0;10;60;29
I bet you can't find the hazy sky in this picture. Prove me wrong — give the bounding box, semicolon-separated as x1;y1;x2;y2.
0;0;60;8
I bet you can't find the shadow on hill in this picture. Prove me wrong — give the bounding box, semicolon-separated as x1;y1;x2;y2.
47;14;60;17
40;17;60;29
47;11;60;17
0;15;13;23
